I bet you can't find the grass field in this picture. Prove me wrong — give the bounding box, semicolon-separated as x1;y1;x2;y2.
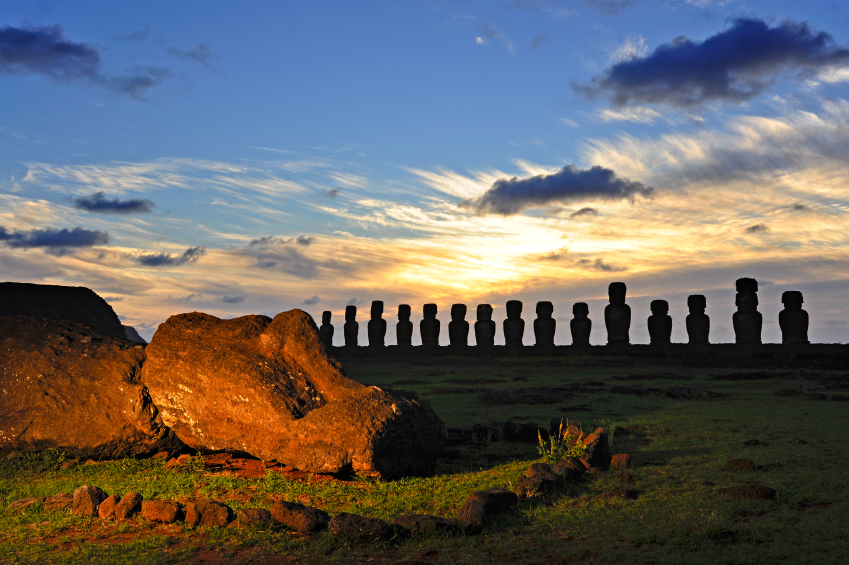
1;355;848;564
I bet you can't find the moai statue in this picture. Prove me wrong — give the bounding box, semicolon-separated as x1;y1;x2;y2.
503;300;525;347
344;305;358;347
779;291;809;344
319;311;334;349
475;304;496;347
396;304;413;347
605;282;631;345
420;303;440;346
448;304;469;346
686;295;710;344
534;301;556;346
647;300;672;345
733;278;762;345
570;302;592;346
367;300;386;347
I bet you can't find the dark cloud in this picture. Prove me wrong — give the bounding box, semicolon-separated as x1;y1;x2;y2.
249;235;315;247
790;203;810;211
346;298;364;306
73;191;155;214
576;258;626;272
531;34;547;50
0;24;169;99
302;295;321;305
222;295;245;304
296;235;315;246
103;296;123;302
570;207;599;219
321;188;340;198
575;18;849;108
115;27;150;41
460;165;653;215
167;43;214;66
241;238;321;278
0;226;109;252
133;246;206;267
583;0;639;15
538;246;568;261
745;223;769;233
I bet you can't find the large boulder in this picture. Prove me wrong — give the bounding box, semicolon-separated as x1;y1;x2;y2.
0;316;184;459
140;310;445;478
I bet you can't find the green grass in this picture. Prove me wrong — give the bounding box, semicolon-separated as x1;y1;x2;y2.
2;356;848;564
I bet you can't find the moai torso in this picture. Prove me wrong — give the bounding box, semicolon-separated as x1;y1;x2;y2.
367;300;386;347
448;304;469;346
396;304;413;346
420;303;440;346
733;277;762;345
343;305;358;347
504;300;525;347
647;299;672;345
605;282;631;345
686;294;710;344
779;290;809;344
570;302;591;345
475;304;495;347
319;311;334;348
534;301;555;346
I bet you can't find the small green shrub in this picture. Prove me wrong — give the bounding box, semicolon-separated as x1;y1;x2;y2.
537;420;586;464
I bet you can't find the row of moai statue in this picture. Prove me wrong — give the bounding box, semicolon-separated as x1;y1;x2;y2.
317;278;809;348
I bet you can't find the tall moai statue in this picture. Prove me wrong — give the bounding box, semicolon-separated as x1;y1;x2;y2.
504;300;525;347
319;311;334;349
733;277;762;345
475;304;496;347
421;303;440;346
344;305;358;347
605;282;631;345
647;299;672;345
367;300;386;347
396;304;413;346
570;302;591;346
779;291;809;344
534;301;556;346
686;295;710;344
449;304;469;346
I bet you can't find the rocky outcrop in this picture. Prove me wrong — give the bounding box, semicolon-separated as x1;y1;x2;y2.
0;316;184;460
141;309;445;479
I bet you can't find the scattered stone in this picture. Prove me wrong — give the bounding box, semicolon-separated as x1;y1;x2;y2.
794;439;808;444
141;500;182;523
271;500;330;534
587;467;603;477
176;454;193;465
518;463;563;498
43;493;73;512
512;376;528;382
393;514;459;535
616;472;638;485
613;487;638;500
152;451;169;460
456;499;487;534
185;500;233;528
555;457;586;482
611;454;631;470
72;485;108;518
98;494;121;520
329;512;394;541
60;459;78;470
7;497;46;513
231;508;275;529
743;439;767;446
582;428;612;470
114;492;143;521
717;484;777;501
164;458;179;470
467;488;519;514
727;459;755;472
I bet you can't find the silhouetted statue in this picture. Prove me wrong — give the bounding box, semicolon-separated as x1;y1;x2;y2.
421;303;440;346
448;304;469;346
733;278;762;345
648;300;672;345
475;304;495;347
367;300;386;347
504;300;524;347
605;282;630;345
319;311;334;348
534;301;555;346
344;305;358;347
570;302;591;346
779;291;809;344
686;295;710;344
396;304;413;347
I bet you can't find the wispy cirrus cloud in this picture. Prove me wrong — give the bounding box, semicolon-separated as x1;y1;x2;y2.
476;24;515;54
167;43;215;66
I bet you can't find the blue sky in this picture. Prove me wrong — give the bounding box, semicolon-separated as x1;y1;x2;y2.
2;0;849;344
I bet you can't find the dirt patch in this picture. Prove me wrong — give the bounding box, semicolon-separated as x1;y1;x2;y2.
609;386;727;400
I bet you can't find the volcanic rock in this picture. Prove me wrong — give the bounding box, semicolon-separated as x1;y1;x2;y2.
98;494;121;520
43;493;73;512
329;512;394;541
72;485;108;517
393;514;459;535
7;497;45;513
611;454;631;469
717;484;777;501
0;316;184;460
140;310;445;478
271;500;329;534
727;458;756;472
141;500;182;523
582;428;612;469
231;508;275;529
185;500;233;528
114;492;143;521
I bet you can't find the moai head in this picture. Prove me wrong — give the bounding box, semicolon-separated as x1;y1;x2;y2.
687;295;706;314
322;311;331;325
398;304;411;321
506;300;523;319
536;301;553;319
345;305;357;321
735;277;759;311
573;302;589;319
423;303;437;319
650;300;669;315
608;282;627;305
782;290;804;310
371;300;384;319
477;304;493;321
451;304;467;320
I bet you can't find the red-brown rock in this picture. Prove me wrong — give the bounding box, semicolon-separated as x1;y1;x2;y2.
270;500;329;534
0;317;184;460
727;458;755;471
611;454;631;469
393;514;459;535
43;493;73;512
141;500;182;523
98;494;121;520
231;508;274;529
185;500;233;528
72;485;108;517
140;310;445;478
329;512;394;541
114;492;143;521
582;428;612;470
717;484;777;501
7;497;45;513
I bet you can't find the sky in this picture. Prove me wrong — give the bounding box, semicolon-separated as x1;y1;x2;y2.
2;0;849;345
